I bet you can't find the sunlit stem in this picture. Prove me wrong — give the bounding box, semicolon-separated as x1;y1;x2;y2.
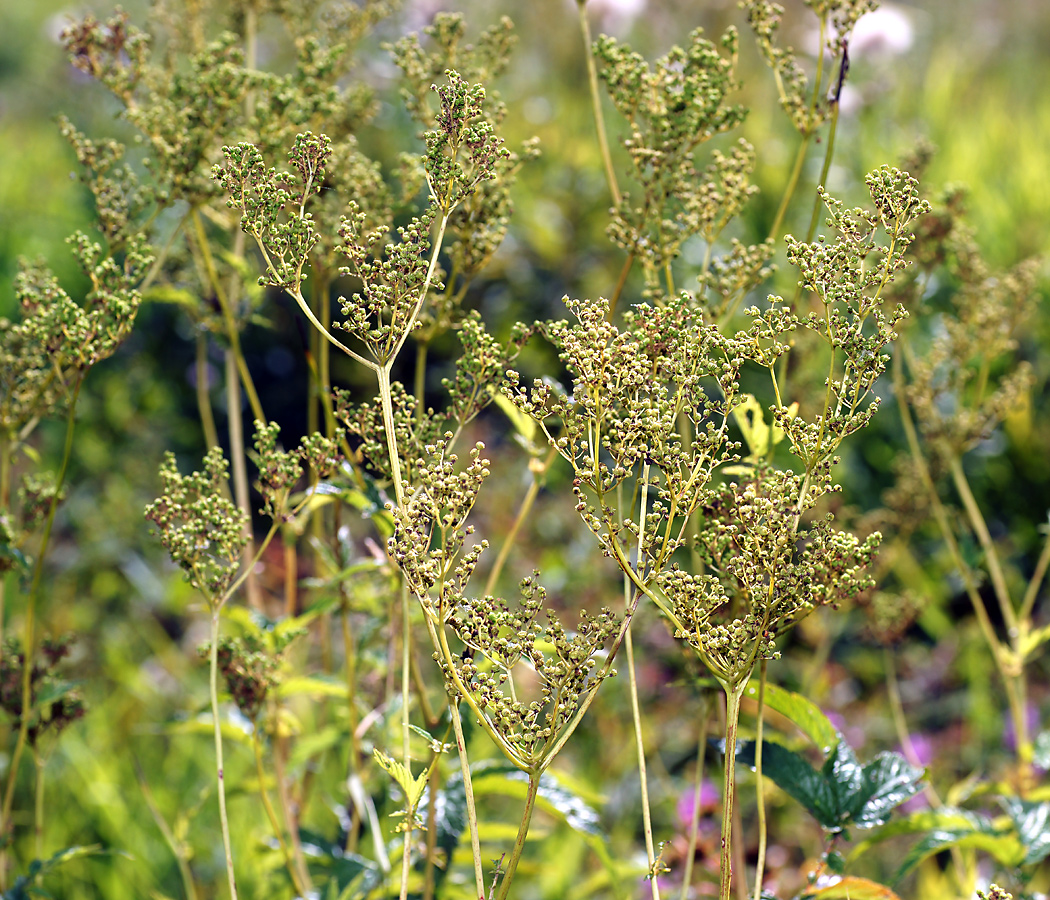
483;445;558;600
449;701;486;900
209;608;239;900
493;771;541;900
577;0;621;208
718;679;747;900
752;661;768;900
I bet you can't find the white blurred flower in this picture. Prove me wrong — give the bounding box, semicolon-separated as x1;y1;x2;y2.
574;0;648;35
805;4;914;60
850;5;914;58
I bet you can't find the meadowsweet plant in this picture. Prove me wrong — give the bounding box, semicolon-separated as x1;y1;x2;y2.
0;114;149;882
1;1;1044;898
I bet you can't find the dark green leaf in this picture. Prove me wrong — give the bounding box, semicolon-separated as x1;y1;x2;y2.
735;739;839;829
823;739;863;827
849;752;926;829
300;829;383;898
32;679;83;709
423;773;469;890
1000;797;1050;866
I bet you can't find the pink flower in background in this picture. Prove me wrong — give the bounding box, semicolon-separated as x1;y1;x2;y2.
676;779;720;831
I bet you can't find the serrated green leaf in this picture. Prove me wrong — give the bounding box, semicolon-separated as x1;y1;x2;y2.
849;752;926;829
823;739;863;825
373;749;428;809
802;875;903;900
276;675;347;699
422;774;469;891
1000;797;1050;866
735;739;839;829
849;807;990;864
745;681;838;752
896;827;1025;880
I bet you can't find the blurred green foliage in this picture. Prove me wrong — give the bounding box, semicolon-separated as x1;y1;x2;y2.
0;1;1047;899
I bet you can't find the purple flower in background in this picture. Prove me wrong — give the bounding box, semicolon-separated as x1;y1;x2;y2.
1003;702;1041;753
901;731;934;768
677;779;720;831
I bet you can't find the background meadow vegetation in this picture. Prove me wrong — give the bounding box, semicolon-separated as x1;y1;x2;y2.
0;1;1047;898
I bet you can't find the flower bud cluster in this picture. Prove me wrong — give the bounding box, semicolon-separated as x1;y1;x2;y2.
145;448;249;605
445;575;619;767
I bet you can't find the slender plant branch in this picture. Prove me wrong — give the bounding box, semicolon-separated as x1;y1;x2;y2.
134;756;200;900
449;700;486;900
252;727;308;897
948;457;1017;634
493;771;540;900
1;376;83;842
208;608;239;900
577;0;621;208
718;679;747;900
752;661;768;900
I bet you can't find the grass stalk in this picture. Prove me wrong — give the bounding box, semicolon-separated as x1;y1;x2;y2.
252;728;308;898
450;701;486;900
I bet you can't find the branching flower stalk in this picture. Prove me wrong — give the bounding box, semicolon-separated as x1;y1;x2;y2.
146;423;338;898
0;223;148;866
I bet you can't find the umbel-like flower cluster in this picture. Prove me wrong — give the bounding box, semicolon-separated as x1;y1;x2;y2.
389;436;621;770
505;166;928;691
145;448;248;604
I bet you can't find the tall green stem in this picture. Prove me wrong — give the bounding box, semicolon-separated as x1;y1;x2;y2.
1;376;83;843
209;608;239;900
449;702;486;900
224;349;260;611
768;136;810;242
33;750;43;861
195;333;220;451
719;680;747;900
577;0;620;208
752;662;768;900
493;771;540;900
